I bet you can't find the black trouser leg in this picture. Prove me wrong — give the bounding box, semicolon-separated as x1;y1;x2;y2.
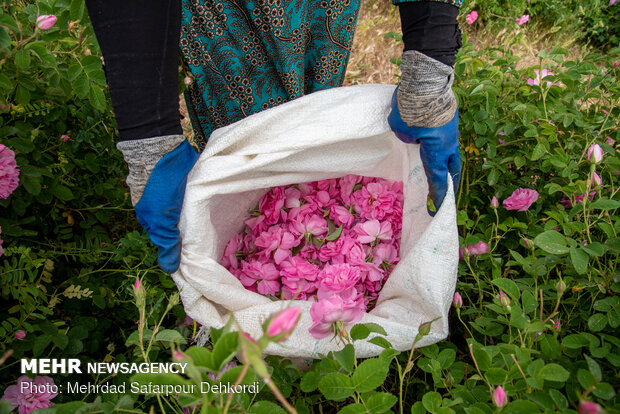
85;0;183;141
398;2;462;67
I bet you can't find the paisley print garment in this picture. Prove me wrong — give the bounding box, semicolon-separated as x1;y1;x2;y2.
394;0;463;6
180;0;361;149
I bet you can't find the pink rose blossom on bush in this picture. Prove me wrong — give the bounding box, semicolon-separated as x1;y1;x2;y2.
453;292;463;308
0;144;20;199
134;278;144;296
515;14;529;25
36;15;57;30
503;188;539;211
499;291;511;308
587;144;603;163
527;69;555;88
492;385;507;407
465;11;478;24
176;315;195;327
1;375;57;413
266;306;302;341
560;192;596;209
579;401;601;414
459;241;490;260
207;361;236;381
15;330;26;340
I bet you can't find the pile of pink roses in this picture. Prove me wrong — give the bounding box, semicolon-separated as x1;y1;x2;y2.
221;175;404;339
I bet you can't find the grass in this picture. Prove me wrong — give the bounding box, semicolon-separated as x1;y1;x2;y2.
344;0;401;86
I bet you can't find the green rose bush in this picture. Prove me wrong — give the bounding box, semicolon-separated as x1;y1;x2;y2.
1;1;620;413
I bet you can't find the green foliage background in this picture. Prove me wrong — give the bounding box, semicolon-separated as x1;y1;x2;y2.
0;0;619;413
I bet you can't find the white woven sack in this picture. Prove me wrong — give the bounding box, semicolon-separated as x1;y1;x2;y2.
173;84;459;359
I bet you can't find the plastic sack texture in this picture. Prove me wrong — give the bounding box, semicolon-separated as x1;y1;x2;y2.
172;84;459;359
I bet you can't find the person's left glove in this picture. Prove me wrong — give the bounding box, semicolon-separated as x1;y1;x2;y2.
117;135;199;273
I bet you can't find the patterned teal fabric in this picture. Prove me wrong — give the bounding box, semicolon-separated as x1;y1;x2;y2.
180;0;361;149
392;0;463;6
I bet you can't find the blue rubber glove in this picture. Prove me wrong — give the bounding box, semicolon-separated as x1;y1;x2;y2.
133;140;199;273
388;88;461;215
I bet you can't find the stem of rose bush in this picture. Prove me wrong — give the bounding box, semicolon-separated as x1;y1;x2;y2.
161;392;183;413
398;318;439;414
264;375;298;414
468;343;492;392
582;164;595;245
222;364;249;414
490;208;499;251
456;308;474;338
156;394;167;414
511;354;532;393
598;100;615;134
398;337;421;414
144;293;179;360
137;306;147;362
517;328;525;347
543;292;562;324
464;256;483;306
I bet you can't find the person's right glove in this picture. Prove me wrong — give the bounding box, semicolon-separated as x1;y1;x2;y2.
387;50;461;215
117;135;199;273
